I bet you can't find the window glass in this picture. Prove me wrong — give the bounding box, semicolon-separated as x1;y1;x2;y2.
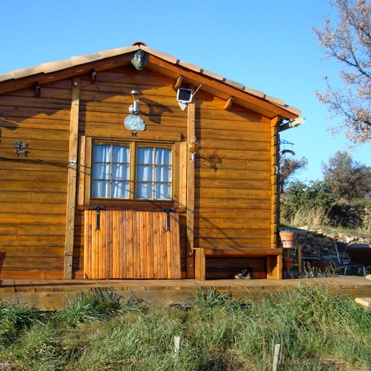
91;143;171;200
92;144;130;198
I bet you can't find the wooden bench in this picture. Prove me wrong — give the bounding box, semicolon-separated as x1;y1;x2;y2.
194;247;283;280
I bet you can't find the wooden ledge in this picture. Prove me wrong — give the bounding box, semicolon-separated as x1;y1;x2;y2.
203;247;283;257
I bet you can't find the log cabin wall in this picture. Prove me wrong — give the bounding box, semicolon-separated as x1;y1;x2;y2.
195;93;274;279
0;81;71;278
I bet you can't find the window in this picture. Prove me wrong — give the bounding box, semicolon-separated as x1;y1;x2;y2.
91;141;172;200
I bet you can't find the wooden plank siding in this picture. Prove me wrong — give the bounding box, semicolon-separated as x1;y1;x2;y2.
0;81;71;278
194;95;276;279
83;210;181;279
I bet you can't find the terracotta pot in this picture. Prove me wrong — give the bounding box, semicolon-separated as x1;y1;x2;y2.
283;257;294;269
279;232;297;248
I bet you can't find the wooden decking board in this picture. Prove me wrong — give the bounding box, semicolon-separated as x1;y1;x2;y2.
1;277;371;311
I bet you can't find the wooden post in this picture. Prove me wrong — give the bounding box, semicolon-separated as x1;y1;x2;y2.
64;77;80;279
186;101;196;278
273;344;281;371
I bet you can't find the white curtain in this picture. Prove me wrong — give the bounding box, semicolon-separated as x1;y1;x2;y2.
92;145;129;198
136;147;171;199
92;145;171;200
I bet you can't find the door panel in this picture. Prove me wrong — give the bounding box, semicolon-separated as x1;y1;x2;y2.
84;210;181;279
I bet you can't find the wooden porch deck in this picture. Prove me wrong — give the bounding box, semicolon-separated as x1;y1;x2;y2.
1;276;371;311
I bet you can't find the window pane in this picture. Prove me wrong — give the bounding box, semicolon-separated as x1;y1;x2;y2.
93;145;111;162
92;180;110;198
136;182;152;199
155;148;171;164
137;165;153;181
155;166;171;182
137;147;153;164
155;183;171;199
112;163;129;181
112;181;129;198
93;163;110;180
113;146;129;163
92;144;129;199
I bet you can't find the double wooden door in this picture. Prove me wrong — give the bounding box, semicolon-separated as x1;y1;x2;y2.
84;210;181;279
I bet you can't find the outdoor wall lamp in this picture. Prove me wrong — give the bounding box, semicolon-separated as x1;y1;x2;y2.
129;89;142;115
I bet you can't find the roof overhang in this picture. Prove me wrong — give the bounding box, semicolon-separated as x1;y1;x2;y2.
0;43;301;121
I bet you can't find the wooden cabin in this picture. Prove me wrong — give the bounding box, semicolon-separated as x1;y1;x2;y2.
0;42;302;280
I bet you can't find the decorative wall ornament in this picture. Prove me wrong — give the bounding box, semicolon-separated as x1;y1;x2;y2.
14;141;29;157
131;49;148;70
124;114;146;131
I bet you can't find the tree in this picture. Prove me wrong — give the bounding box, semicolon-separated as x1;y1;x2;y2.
313;0;371;144
279;155;308;193
322;150;371;201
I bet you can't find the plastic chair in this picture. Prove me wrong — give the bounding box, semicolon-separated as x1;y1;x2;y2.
335;243;366;276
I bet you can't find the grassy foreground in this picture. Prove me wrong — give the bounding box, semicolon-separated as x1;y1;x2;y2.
1;281;371;371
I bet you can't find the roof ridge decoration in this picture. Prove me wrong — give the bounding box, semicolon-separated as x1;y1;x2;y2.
0;42;301;117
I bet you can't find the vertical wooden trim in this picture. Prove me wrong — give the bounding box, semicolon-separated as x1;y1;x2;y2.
186;101;196;278
129;142;136;200
77;136;86;206
270;117;279;249
195;248;205;280
84;137;92;205
64;77;80;279
178;142;187;209
268;117;282;279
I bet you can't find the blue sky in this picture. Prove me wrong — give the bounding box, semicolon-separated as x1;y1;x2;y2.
1;0;370;182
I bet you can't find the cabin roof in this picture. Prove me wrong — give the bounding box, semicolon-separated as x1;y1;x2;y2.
0;42;301;120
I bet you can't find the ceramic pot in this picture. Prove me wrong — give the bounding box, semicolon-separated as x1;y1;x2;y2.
279;232;296;248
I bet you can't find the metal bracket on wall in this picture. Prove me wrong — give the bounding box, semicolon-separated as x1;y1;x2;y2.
161;208;176;231
89;206;105;230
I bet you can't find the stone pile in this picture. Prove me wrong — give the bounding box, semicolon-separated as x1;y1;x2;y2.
289;226;371;261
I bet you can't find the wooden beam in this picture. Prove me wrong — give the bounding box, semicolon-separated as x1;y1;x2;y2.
223;96;234;110
173;75;183;90
64;77;80;279
186;101;196;278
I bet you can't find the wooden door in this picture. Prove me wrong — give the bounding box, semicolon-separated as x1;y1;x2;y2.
84;210;181;279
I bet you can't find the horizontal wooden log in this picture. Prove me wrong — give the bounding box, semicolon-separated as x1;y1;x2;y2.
202;247;282;256
0;116;70;131
196;128;269;142
196;157;271;172
196;188;270;199
0;236;64;247
0;224;65;236
0;159;68;171
198;198;271;208
198;147;270;162
1;127;69;141
82;125;185;142
0;106;71;120
0;170;67;183
197;138;270;151
0;180;66;192
0;95;71;110
195;238;272;249
195;217;270;229
0;246;64;257
0;213;65;225
0;191;66;203
197;210;270;219
196;227;271;238
5;86;72;100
